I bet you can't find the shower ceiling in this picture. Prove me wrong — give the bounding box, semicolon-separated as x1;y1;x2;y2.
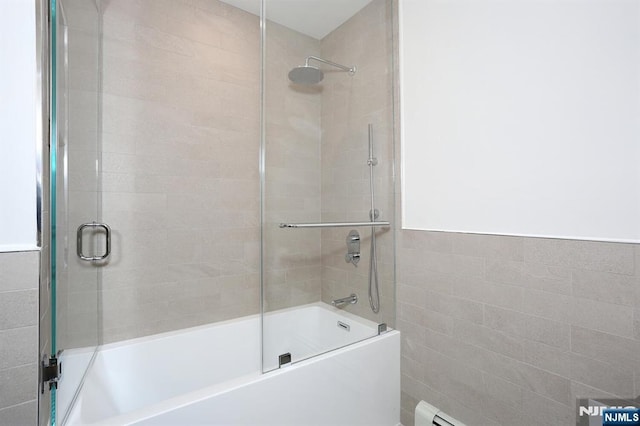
219;0;373;39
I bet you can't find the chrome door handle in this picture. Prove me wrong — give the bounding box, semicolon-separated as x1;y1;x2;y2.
77;222;111;261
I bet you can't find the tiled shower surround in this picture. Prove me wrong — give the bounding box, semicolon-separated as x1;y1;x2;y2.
92;0;395;343
98;0;263;342
319;0;395;326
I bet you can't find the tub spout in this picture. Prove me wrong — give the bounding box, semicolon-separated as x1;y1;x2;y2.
331;293;358;308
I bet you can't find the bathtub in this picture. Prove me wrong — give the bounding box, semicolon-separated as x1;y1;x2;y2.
60;302;400;425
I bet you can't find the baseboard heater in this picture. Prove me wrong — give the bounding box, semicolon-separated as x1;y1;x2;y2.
415;401;466;426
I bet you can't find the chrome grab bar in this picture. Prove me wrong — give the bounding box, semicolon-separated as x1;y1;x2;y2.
331;293;358;308
77;222;111;261
279;221;390;229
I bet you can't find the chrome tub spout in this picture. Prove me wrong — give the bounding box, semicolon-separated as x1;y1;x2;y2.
331;293;358;308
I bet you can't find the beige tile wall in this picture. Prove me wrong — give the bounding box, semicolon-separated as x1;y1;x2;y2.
98;0;325;341
397;220;640;425
97;0;261;343
319;0;396;326
0;251;39;425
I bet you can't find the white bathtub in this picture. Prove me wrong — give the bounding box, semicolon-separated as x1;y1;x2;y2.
60;302;400;425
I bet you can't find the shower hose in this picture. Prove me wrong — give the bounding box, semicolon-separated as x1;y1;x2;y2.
367;123;380;314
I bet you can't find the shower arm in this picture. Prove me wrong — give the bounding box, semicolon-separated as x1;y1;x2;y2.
305;56;356;75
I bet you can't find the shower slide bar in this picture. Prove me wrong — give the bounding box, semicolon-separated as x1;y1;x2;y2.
279;221;390;229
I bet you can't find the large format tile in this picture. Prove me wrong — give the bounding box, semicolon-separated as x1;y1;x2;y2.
0;327;37;370
0;365;37;410
0;252;39;293
0;291;37;330
0;400;37;426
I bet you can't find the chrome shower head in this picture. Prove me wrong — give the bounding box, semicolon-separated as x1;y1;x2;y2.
288;56;355;86
288;65;324;85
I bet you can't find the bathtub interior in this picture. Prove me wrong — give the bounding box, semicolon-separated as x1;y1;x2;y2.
62;302;386;424
262;303;381;371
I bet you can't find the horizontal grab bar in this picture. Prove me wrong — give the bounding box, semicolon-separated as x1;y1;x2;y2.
279;221;390;229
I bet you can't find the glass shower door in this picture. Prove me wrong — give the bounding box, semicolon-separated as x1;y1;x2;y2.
50;0;104;423
261;0;396;372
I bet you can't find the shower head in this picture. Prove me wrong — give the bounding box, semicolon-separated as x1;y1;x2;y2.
288;56;356;86
288;65;324;85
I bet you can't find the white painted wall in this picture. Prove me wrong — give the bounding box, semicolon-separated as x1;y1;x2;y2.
0;0;38;251
400;0;640;242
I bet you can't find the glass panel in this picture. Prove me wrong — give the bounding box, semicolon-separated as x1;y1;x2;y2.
262;0;396;372
51;0;102;423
